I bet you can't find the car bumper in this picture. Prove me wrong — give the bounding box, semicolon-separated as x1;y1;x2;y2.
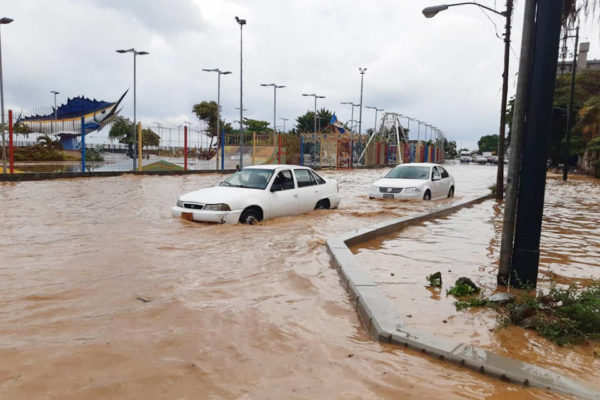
171;206;242;224
368;191;422;200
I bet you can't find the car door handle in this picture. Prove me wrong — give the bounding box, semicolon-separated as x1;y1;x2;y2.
294;194;299;198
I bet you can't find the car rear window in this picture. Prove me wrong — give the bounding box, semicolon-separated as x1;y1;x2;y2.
294;169;317;187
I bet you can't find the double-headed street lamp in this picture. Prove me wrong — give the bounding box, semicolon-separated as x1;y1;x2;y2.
116;48;149;170
0;16;14;174
302;93;325;165
235;16;246;168
203;68;231;170
423;1;512;201
260;82;285;156
365;106;384;134
51;90;59;134
340;101;360;132
358;67;367;135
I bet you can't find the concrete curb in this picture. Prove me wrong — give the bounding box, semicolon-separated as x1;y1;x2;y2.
327;194;600;400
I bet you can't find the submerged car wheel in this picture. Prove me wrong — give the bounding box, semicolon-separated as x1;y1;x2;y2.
240;207;262;225
448;186;454;198
423;190;432;201
315;199;330;209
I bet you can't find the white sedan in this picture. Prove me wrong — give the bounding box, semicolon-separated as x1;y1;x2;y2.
172;165;341;224
368;163;455;201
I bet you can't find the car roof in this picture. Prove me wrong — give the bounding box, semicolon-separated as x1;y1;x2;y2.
243;164;311;170
394;163;439;167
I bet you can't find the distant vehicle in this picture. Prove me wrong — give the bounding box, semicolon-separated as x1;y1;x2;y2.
368;163;455;201
460;154;472;163
474;155;488;164
172;165;341;224
487;155;499;164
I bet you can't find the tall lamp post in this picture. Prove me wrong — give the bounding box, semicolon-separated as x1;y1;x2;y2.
51;90;59;134
340;101;360;132
235;16;246;168
0;17;13;174
260;82;285;154
423;1;512;201
280;117;288;133
116;47;149;170
358;67;367;135
203;68;231;170
302;93;325;165
365;106;384;134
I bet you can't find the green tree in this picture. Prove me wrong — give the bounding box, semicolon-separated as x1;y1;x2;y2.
142;128;160;148
478;134;498;153
109;116;135;144
295;108;333;133
444;139;458;158
243;118;271;133
192;101;233;147
36;135;62;150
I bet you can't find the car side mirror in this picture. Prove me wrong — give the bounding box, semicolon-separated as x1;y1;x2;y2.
270;183;282;192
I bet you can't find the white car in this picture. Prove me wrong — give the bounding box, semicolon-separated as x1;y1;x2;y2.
172;165;341;224
368;163;455;201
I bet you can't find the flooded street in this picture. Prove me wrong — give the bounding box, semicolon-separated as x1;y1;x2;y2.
0;164;589;399
353;172;600;392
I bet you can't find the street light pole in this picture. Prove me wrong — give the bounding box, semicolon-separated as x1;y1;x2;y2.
280;117;288;133
423;1;511;201
51;90;59;134
341;102;359;132
358;67;367;135
235;16;246;169
116;48;149;170
203;68;231;171
365;106;384;134
0;17;14;174
260;83;285;156
302;93;325;165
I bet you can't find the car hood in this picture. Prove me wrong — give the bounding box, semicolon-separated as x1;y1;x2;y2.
179;186;263;205
373;178;428;188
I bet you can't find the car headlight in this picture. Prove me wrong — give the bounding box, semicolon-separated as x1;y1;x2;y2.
403;187;421;193
177;200;184;207
370;185;379;193
204;203;231;211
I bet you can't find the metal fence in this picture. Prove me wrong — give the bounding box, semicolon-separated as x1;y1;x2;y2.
1;109;444;176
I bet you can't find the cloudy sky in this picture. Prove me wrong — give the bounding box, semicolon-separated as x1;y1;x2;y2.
2;0;599;149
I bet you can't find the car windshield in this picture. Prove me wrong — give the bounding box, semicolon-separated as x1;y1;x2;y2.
220;169;274;189
385;165;430;180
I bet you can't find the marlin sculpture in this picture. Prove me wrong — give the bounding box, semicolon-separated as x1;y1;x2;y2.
18;90;128;150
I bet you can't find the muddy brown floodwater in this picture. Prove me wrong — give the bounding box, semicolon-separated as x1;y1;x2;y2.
0;164;586;399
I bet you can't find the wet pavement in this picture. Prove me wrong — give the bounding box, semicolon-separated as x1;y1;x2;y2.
0;164;591;399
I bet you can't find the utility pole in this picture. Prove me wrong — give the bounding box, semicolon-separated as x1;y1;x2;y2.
510;0;563;288
495;0;513;201
498;0;536;285
563;26;579;181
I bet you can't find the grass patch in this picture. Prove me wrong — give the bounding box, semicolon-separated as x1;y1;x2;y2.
456;283;600;346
